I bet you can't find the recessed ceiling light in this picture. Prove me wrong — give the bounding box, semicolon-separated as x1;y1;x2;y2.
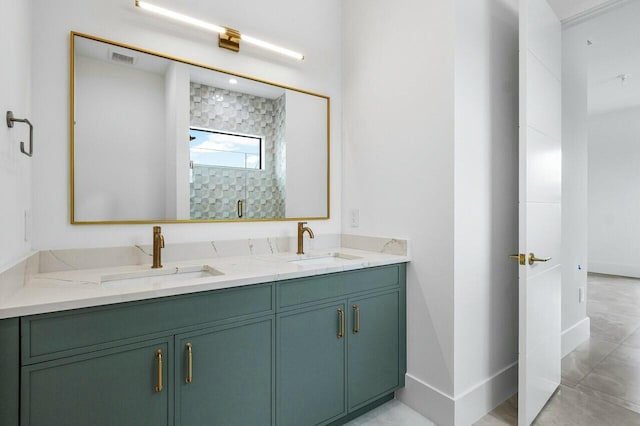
229;78;238;85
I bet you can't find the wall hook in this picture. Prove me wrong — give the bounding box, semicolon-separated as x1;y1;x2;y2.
6;111;33;157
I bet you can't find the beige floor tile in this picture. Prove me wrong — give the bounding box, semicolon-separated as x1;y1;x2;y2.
561;337;618;384
579;345;640;407
622;328;640;349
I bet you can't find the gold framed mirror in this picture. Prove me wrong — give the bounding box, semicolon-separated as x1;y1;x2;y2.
70;32;330;224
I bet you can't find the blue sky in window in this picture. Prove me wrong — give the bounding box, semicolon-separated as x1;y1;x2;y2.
190;129;261;169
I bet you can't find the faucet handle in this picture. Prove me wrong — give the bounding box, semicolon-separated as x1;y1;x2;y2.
153;226;162;233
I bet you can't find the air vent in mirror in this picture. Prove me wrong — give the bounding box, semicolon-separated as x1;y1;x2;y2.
110;51;136;65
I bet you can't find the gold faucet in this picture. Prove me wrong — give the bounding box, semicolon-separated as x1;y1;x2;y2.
297;222;315;255
152;226;165;269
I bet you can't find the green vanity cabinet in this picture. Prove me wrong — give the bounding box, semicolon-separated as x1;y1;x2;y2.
0;318;20;426
347;290;402;410
276;263;406;426
6;263;406;426
277;302;348;426
175;316;275;426
22;339;171;426
18;283;275;426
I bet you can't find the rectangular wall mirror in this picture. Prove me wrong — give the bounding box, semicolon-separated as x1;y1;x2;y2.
70;32;330;224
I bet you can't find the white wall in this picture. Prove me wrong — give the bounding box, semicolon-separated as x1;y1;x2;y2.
285;90;328;218
75;55;166;221
561;21;589;353
342;0;519;423
588;107;640;276
343;0;456;405
452;0;519;419
30;0;341;249
164;62;191;220
0;0;32;269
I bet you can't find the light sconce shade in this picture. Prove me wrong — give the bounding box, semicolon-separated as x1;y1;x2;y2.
134;1;304;60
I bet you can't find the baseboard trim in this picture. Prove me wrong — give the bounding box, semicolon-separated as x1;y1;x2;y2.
589;261;640;278
397;363;518;426
562;317;590;357
397;374;455;426
455;362;518;425
399;320;586;425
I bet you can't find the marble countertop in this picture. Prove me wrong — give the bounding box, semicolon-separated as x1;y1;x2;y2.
0;247;409;319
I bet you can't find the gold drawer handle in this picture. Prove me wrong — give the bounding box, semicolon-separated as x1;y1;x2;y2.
155;349;163;393
337;308;345;339
352;305;360;334
185;343;193;384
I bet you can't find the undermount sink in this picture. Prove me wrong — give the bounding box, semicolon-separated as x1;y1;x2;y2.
288;252;363;266
100;265;223;287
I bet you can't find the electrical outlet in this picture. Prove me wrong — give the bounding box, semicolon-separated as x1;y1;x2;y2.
579;287;585;303
350;209;359;228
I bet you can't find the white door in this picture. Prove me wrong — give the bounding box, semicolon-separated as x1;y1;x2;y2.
517;0;562;425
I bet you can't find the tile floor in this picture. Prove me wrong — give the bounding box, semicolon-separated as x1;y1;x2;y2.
344;399;435;426
349;273;640;425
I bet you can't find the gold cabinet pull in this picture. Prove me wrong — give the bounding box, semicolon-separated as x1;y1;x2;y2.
237;200;244;218
337;308;345;339
352;305;360;334
185;343;193;384
155;349;163;393
528;253;551;265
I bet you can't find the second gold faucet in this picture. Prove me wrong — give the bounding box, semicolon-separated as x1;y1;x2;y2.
297;222;314;255
152;226;165;269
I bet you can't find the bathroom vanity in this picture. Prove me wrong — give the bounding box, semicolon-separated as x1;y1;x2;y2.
0;251;406;426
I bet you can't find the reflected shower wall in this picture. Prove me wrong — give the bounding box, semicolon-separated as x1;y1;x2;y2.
189;84;286;219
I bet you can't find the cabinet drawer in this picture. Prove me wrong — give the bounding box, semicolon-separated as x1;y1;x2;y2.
22;283;274;364
277;265;400;309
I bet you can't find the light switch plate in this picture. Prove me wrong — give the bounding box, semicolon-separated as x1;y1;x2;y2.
24;209;31;242
350;209;359;228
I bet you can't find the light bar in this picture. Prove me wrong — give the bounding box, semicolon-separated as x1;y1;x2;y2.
135;1;304;60
241;34;304;61
136;1;226;34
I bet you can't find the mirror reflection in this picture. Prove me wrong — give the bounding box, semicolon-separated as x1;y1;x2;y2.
71;33;329;224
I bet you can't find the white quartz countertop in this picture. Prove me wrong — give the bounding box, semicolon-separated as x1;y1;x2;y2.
0;248;409;319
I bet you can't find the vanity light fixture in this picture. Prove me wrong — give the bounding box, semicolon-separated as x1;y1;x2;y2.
134;1;304;60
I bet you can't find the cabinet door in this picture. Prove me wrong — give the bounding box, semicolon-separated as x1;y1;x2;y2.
348;291;400;410
176;317;274;426
277;303;346;426
22;339;170;426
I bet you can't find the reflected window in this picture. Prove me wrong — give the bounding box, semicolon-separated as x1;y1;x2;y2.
189;127;263;170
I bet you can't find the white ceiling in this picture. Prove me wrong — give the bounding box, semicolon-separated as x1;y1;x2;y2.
547;0;624;20
584;1;640;115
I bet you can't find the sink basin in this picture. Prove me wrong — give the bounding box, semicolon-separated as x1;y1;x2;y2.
288;252;362;266
101;265;223;287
